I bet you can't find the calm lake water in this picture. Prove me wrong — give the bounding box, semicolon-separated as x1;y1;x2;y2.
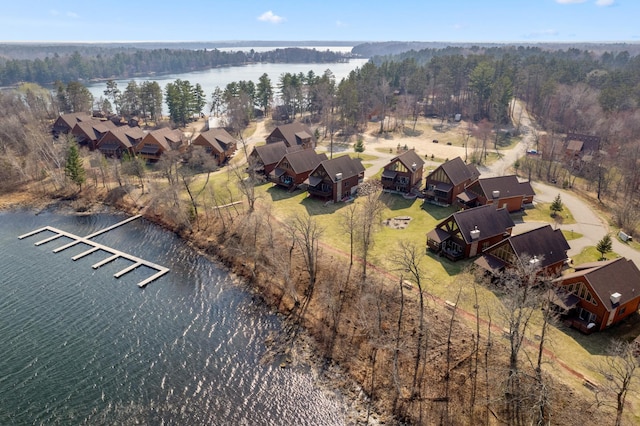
87;57;369;114
0;210;349;425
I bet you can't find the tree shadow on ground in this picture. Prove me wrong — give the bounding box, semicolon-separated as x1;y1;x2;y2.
266;185;304;202
379;192;417;211
421;202;458;221
558;312;640;356
300;195;347;217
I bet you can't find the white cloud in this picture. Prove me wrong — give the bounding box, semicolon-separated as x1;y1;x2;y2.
555;0;587;3
257;11;285;24
49;9;60;16
595;0;615;6
336;20;348;28
66;12;79;19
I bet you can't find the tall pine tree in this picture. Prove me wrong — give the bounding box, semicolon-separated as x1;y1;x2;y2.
65;141;86;191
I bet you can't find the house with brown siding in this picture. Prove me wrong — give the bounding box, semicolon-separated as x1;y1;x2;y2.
266;122;315;149
424;157;480;206
247;142;303;177
426;204;515;261
191;128;238;166
307;155;366;202
96;125;145;158
269;149;327;190
552;258;640;333
474;225;570;277
135;127;185;162
381;149;424;194
52;112;93;137
460;175;535;212
71;119;116;150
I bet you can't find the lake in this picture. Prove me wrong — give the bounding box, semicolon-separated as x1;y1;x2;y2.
87;57;369;114
0;210;351;425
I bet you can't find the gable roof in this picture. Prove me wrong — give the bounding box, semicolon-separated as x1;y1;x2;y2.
100;126;145;149
555;258;640;311
72;119;115;140
196;128;237;152
278;149;327;174
141;127;184;151
475;175;535;198
507;225;569;267
437;156;480;186
319;155;366;182
565;133;600;154
388;149;425;171
55;112;93;129
451;204;515;244
269;122;315;147
252;141;303;165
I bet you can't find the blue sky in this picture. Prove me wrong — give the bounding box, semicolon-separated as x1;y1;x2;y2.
1;0;637;43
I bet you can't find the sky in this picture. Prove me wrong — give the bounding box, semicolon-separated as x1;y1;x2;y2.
1;0;638;44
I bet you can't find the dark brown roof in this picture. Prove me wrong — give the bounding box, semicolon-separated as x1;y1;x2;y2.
72;119;115;141
195;128;237;153
451;204;514;244
565;133;600;154
556;258;640;311
138;127;184;151
252;141;303;165
506;225;569;267
318;155;366;183
56;112;92;129
476;175;535;199
389;149;425;171
278;149;327;174
438;156;480;186
99;126;145;149
268;122;315;147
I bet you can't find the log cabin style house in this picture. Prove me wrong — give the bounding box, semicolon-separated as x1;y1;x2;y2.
424;156;480;206
381;149;425;194
306;155;366;203
96;126;145;158
134;127;186;162
459;175;535;213
71;119;116;150
269;149;327;190
52;112;93;138
266;122;316;149
474;225;570;277
191;128;238;166
247;141;304;178
426;204;515;261
552;258;640;333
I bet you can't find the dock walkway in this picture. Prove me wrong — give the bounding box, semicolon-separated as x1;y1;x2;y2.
18;215;169;288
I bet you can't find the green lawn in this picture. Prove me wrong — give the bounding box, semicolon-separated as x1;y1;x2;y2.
514;202;576;225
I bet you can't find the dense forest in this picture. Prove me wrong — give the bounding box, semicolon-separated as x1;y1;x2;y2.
0;47;352;87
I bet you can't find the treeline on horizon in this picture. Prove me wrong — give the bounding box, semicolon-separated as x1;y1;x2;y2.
0;47;351;87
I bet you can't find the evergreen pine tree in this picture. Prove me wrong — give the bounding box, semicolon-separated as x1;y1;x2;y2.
596;234;613;260
550;194;563;217
64;141;86;190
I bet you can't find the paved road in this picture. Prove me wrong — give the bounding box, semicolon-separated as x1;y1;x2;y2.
485;100;640;265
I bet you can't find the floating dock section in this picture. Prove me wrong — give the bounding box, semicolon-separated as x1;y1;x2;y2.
18;215;169;288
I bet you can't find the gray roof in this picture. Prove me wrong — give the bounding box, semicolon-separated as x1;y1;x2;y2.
438;156;480;186
451;205;514;244
195;128;237;152
268;122;315;147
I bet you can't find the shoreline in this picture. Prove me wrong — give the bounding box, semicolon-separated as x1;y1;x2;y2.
0;196;392;425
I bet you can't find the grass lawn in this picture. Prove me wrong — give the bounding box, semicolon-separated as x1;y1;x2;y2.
570;246;620;265
514;202;576;225
562;229;583;241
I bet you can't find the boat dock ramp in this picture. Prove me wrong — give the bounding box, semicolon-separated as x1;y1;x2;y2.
18;215;169;288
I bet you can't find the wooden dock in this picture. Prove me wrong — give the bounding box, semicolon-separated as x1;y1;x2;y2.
18;215;169;288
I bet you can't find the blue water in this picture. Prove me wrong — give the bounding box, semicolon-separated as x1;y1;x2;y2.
0;210;347;425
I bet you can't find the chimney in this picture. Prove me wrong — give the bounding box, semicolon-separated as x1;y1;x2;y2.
492;190;500;198
335;173;342;181
470;226;480;240
611;292;622;305
411;162;417;171
529;256;539;265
